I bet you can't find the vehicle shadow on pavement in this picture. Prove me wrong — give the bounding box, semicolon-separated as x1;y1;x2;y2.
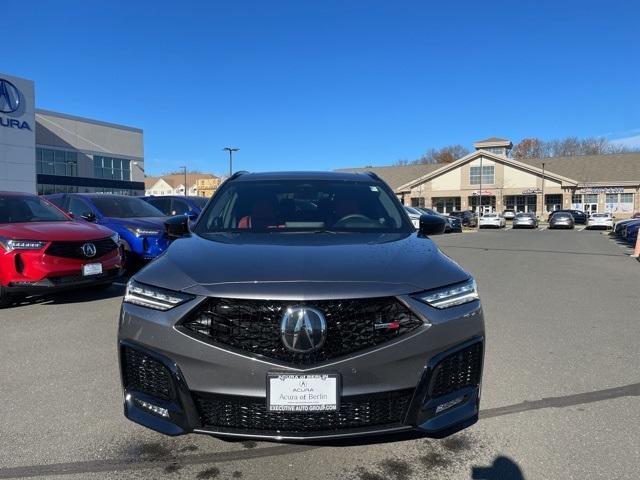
13;283;126;308
471;456;525;479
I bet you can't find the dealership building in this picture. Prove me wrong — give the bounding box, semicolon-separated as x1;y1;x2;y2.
0;72;145;196
341;137;640;217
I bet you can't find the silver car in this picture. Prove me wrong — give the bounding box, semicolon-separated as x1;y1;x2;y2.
118;171;485;441
512;212;538;229
549;211;575;229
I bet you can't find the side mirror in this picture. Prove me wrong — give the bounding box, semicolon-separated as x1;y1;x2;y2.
187;211;198;220
81;212;96;222
418;214;446;236
165;215;190;239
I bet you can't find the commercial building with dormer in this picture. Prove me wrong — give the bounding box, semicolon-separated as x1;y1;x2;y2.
340;137;640;217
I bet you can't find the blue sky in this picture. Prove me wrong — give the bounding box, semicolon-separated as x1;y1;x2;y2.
4;1;639;176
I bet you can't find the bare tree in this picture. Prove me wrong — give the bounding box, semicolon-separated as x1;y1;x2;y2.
417;145;469;164
512;138;545;159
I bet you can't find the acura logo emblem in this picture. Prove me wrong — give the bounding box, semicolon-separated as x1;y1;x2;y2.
81;243;97;258
280;307;327;353
0;79;21;114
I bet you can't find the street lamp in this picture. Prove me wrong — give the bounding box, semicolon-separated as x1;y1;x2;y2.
223;147;239;177
541;162;545;218
181;166;187;196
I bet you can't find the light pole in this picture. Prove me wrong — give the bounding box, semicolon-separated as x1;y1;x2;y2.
541;162;545;219
181;166;187;196
223;147;239;177
477;156;483;230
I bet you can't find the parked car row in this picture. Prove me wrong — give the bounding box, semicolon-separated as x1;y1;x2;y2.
0;192;211;308
612;213;640;245
404;206;462;233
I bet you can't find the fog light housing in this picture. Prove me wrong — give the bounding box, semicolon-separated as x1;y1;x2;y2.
133;397;169;418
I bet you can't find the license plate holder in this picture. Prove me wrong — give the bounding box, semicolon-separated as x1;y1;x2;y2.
267;373;340;412
82;263;103;276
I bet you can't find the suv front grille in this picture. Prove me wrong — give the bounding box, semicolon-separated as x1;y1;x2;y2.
121;347;173;401
46;237;117;259
429;342;483;398
193;389;414;434
179;297;423;365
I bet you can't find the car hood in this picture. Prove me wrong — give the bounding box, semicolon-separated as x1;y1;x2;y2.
135;232;470;299
0;221;115;241
106;217;167;232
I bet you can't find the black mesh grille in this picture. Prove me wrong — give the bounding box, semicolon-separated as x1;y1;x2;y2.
179;297;423;365
429;342;483;398
45;237;118;259
122;347;173;401
194;389;414;433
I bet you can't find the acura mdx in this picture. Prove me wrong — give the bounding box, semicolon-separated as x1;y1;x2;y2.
118;171;485;441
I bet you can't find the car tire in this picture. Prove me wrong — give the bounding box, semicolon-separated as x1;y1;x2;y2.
0;287;13;309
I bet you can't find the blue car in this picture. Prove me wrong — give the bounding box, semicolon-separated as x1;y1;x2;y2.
45;194;171;266
141;195;208;221
623;220;640;244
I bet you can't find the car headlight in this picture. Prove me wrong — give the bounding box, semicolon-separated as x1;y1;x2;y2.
124;279;195;311
110;232;120;244
126;227;161;237
413;278;479;309
0;237;47;252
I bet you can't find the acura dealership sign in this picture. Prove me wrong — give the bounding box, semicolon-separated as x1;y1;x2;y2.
0;72;36;193
0;78;31;130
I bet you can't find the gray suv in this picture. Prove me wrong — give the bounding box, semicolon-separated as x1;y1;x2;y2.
118;171;485;441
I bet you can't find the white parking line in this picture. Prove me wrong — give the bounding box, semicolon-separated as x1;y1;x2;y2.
577;227;587;232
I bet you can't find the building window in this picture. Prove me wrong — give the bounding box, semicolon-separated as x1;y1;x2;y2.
469;165;494;185
36;148;78;176
545;194;563;213
504;195;537;213
37;184;79;195
484;147;506;155
94;156;131;180
605;193;634;213
432;197;461;213
410;197;425;207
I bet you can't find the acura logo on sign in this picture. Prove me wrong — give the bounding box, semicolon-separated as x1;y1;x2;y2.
280;307;327;353
0;79;20;113
81;243;97;258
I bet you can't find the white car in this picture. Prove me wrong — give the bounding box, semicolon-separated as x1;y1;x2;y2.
479;213;506;229
404;206;422;229
587;213;613;230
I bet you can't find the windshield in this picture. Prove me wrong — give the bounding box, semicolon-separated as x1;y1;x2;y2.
190;197;208;209
0;195;69;223
91;196;165;218
195;179;410;233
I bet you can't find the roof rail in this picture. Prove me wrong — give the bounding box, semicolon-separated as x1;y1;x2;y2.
365;171;381;182
226;171;249;182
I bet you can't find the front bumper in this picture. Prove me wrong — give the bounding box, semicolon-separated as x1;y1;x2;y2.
125;234;171;261
118;296;485;441
1;248;122;293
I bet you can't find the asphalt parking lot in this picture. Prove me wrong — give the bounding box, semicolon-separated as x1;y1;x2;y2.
1;229;639;480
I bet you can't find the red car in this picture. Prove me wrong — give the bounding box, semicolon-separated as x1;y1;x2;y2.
0;192;123;307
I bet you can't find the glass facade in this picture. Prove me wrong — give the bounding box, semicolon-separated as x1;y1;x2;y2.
469;165;495;185
36;148;78;176
94;156;131;181
432;197;461;213
605;192;634;213
504;195;537;213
